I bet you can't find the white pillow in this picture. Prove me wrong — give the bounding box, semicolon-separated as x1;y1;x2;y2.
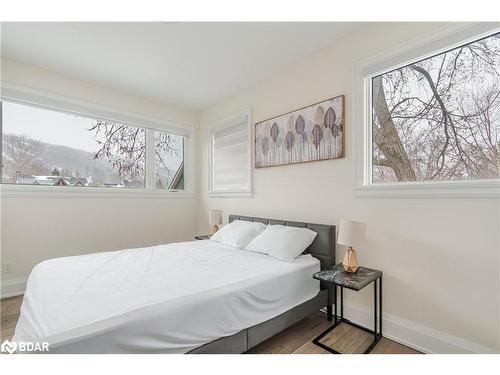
245;225;317;262
210;220;266;249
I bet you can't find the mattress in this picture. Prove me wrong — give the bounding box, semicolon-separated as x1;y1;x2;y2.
13;239;320;353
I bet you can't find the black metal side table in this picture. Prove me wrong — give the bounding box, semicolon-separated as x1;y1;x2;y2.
312;264;382;354
195;235;212;240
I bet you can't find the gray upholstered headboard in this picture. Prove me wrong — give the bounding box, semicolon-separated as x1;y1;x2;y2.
228;215;335;270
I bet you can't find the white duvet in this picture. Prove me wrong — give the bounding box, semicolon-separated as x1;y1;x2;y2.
13;240;320;353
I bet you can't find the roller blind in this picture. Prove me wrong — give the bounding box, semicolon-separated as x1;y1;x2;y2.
210;115;250;193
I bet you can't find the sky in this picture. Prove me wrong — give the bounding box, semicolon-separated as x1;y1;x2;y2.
2;100;183;170
3;100;100;152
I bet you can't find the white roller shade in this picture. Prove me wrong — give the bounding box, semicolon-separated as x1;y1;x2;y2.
209;114;250;194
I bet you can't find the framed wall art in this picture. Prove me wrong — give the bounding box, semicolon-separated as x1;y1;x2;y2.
255;95;344;168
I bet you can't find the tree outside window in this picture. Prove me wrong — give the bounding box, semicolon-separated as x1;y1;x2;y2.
371;33;499;183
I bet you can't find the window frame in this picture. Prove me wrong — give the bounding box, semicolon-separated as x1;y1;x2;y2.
208;109;252;198
152;130;186;191
353;23;500;199
0;84;195;198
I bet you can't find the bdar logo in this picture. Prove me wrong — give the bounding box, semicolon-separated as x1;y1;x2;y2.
1;340;17;354
1;340;49;353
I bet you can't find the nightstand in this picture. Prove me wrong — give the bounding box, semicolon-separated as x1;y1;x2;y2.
195;235;212;240
312;264;382;354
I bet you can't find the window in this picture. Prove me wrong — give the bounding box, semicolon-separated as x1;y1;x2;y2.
1;99;186;192
369;32;499;185
208;112;251;196
155;131;184;190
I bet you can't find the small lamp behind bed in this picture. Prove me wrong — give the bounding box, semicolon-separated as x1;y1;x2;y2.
209;209;223;234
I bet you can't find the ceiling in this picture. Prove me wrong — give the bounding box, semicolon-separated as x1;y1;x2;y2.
1;22;363;111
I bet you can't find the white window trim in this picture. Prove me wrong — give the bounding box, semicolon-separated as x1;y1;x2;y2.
0;184;195;199
208;109;253;198
0;83;195;198
353;22;500;199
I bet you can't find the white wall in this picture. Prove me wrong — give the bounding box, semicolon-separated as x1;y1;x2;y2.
0;59;199;290
197;23;500;352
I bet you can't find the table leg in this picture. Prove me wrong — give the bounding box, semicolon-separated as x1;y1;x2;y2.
326;284;333;321
379;276;383;335
340;286;343;320
333;285;337;323
374;279;378;338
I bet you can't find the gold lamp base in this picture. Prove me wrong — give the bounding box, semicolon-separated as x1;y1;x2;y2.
211;224;219;234
342;247;359;273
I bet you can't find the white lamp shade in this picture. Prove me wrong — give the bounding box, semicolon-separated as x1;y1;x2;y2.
209;209;223;225
337;219;367;248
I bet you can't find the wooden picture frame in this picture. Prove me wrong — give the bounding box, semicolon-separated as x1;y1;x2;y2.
254;95;345;168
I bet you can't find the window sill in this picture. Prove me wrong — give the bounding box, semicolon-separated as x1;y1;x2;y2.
208;190;252;198
0;184;195;199
353;179;500;199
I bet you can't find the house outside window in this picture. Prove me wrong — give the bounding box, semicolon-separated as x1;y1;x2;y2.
1;99;187;192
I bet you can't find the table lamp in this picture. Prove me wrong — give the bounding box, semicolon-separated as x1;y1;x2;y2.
209;209;223;234
338;219;367;273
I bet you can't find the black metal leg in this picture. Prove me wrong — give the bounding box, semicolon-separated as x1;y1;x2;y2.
340;286;343;320
374;281;377;334
326;284;333;321
333;285;337;323
379;277;383;335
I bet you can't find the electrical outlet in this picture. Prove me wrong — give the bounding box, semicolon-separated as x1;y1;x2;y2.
2;261;13;273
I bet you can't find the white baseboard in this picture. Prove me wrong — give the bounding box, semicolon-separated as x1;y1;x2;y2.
0;278;27;299
325;302;498;354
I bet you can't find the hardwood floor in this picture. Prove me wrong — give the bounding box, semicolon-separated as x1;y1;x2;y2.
249;312;421;354
0;295;420;354
1;295;22;342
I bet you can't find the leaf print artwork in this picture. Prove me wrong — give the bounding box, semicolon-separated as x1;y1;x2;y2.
323;125;333;158
285;131;294;152
271;122;279;143
295;115;305;162
295;115;305;135
314;106;325;128
255;95;344;167
324;107;337;156
261;137;269;156
324;107;336;133
314;106;325;157
311;124;323;149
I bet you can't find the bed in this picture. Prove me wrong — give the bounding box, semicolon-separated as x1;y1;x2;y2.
13;215;335;354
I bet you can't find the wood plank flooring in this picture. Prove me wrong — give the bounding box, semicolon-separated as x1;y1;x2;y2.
249;313;421;354
0;295;420;354
1;295;22;343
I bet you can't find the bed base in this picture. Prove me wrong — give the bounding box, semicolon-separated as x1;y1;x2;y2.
189;289;330;354
189;214;336;354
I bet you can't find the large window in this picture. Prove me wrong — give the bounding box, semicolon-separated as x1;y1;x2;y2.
370;32;499;184
1;99;185;191
208;112;251;196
